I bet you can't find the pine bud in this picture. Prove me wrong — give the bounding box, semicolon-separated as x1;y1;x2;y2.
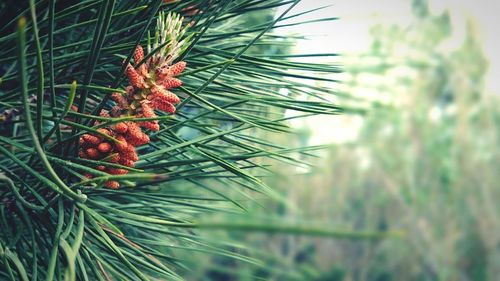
158;89;180;104
134;45;144;65
134;45;148;76
115;122;128;133
111;92;129;109
169;61;186;76
141;103;155;118
140;121;160;131
82;134;101;145
151;99;176;113
97;142;112;153
126;64;144;89
120;146;139;161
86;148;100;159
159;77;182;89
107;168;129;175
97;128;111;136
125;122;150;146
119;159;135;167
105;181;120;189
115;135;129;152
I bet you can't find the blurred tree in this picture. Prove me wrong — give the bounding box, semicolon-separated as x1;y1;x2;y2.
297;1;498;280
217;0;499;280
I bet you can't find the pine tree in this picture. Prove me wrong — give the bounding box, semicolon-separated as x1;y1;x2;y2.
0;1;354;280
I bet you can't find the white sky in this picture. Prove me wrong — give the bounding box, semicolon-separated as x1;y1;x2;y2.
276;0;500;145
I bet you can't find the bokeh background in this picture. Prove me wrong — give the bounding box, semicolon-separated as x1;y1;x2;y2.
186;0;500;280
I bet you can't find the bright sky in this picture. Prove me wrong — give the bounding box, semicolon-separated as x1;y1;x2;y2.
276;0;500;145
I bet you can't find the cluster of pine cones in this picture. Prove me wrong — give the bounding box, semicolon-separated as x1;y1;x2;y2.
78;45;186;189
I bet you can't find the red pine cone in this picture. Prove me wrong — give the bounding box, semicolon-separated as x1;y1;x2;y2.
120;146;139;162
97;142;112;153
119;159;135;167
151;99;176;113
126;64;144;89
159;77;183;89
141;103;155;118
141;121;160;131
134;45;144;65
105;181;120;189
115;135;130;152
149;86;180;104
169;61;186;76
82;134;100;145
111;92;129;109
86;148;100;159
97;128;111;136
134;45;148;76
125;122;150;146
158;61;186;78
107;168;129;175
115;122;128;133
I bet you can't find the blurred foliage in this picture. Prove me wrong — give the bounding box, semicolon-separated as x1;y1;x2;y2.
299;1;498;280
187;0;500;280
